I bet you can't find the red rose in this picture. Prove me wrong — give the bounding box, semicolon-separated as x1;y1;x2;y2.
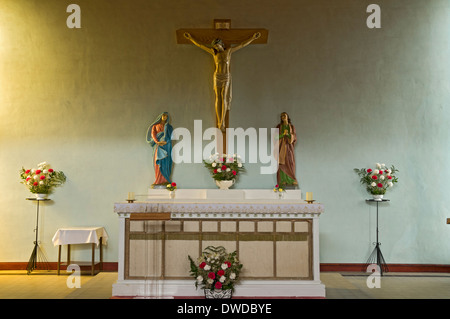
40;175;45;180
208;272;215;280
217;269;225;276
33;182;38;186
224;261;231;268
35;170;41;174
275;184;279;188
171;182;176;187
232;170;237;175
367;169;372;173
199;262;206;269
25;169;31;174
371;175;378;180
213;169;218;174
388;176;392;180
48;169;54;173
221;165;227;171
377;183;383;188
215;282;222;289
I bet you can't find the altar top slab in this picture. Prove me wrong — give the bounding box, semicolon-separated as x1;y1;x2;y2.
146;188;306;200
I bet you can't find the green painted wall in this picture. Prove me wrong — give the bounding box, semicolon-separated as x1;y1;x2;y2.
1;0;449;265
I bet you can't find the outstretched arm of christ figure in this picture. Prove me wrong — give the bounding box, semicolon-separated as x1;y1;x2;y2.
230;32;261;53
184;32;214;54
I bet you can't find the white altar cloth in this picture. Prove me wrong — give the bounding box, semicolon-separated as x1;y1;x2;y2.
52;227;108;246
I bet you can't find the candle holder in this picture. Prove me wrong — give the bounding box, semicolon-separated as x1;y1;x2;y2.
127;199;135;203
305;200;315;204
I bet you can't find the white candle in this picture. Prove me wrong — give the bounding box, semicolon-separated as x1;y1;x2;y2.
127;192;135;200
306;192;313;201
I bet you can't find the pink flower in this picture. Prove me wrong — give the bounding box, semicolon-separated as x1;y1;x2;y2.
208;272;215;280
215;282;222;289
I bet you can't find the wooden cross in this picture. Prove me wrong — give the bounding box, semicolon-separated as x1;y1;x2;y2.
177;19;268;154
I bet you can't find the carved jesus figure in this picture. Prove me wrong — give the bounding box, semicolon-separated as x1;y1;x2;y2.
184;32;261;131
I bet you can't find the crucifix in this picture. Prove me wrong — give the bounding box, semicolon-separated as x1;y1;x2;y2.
177;19;268;154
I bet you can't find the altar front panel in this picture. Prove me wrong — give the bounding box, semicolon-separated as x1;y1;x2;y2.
125;218;312;280
113;195;325;298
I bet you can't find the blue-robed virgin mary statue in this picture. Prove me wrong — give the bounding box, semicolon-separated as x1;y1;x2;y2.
146;112;174;187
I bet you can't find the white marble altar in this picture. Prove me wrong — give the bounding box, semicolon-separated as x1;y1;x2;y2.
112;189;325;298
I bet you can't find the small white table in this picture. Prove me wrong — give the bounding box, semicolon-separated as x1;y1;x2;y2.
52;227;108;275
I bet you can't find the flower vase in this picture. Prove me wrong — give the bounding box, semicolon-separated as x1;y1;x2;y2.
169;191;175;199
372;194;383;201
278;192;284;199
215;180;234;190
204;289;232;299
35;193;48;200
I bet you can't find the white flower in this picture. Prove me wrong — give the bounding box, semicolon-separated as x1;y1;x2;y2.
373;169;379;174
376;163;381;169
380;175;385;180
217;168;222;173
219;276;226;283
381;163;385;167
33;175;39;180
221;263;228;270
212;163;217;167
230;273;236;280
39;181;44;185
196;275;203;283
371;182;376;187
226;168;230;172
388;182;394;187
207;278;214;284
43;169;48;174
204;264;211;271
38;162;48;169
237;163;242;168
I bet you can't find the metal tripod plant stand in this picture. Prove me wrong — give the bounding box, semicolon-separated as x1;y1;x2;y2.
363;198;389;276
26;198;50;274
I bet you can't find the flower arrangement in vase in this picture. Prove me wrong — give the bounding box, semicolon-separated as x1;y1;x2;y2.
354;163;398;200
188;246;243;299
273;184;285;199
203;153;244;189
166;182;177;198
20;162;66;199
